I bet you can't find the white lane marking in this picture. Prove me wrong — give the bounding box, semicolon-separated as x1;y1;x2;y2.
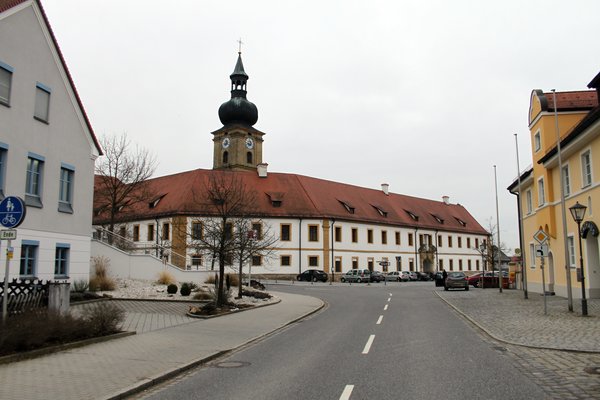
362;334;375;354
387;297;391;302
340;385;354;400
376;315;383;325
384;304;388;311
389;293;392;296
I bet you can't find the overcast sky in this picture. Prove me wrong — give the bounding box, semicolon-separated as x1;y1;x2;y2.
42;0;600;251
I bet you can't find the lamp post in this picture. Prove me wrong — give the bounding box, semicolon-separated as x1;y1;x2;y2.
569;202;588;316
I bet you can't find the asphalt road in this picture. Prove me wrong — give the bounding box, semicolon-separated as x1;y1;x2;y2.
136;282;547;400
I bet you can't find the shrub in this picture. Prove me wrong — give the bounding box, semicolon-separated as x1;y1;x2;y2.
90;256;116;291
82;302;125;336
193;289;213;301
180;283;191;296
167;283;178;294
156;270;176;285
72;279;90;293
185;281;199;291
205;274;217;284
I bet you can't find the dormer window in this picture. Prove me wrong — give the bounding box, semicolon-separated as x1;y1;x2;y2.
149;194;166;209
372;204;387;217
266;192;284;208
454;217;467;227
405;210;419;221
338;199;355;214
431;214;444;224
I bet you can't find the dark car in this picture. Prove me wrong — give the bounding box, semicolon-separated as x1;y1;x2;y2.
444;271;469;291
296;269;328;282
370;271;384;283
417;272;433;281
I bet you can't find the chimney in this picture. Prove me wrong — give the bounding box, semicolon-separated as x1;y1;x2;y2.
442;195;450;205
257;163;268;178
381;183;389;195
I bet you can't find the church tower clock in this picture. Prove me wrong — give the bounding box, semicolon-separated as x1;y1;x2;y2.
212;52;265;170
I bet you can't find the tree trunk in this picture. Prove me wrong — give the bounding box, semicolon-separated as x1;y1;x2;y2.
237;258;244;299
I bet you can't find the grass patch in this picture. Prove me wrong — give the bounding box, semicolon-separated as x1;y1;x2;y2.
156;270;176;285
90;256;116;291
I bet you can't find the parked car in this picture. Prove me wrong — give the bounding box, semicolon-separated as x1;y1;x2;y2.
341;269;371;283
403;271;418;281
417;272;433;281
384;271;401;281
296;269;328;282
444;271;469;291
400;271;411;281
467;273;483;287
370;271;384;283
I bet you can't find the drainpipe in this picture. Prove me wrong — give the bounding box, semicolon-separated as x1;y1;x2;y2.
155;218;160;258
298;218;303;274
435;229;439;272
331;219;335;284
414;228;419;272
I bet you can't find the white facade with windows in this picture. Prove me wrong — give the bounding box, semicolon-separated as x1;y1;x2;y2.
0;0;101;282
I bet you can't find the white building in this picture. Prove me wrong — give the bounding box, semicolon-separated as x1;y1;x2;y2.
0;0;102;282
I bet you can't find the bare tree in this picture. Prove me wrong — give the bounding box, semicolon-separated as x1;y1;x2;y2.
94;133;157;235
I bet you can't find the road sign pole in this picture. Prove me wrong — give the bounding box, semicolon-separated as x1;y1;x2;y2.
2;238;11;325
541;255;547;316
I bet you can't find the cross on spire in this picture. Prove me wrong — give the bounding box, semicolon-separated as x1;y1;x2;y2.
237;38;244;54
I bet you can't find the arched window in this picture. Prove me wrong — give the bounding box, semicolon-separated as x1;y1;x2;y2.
223;151;228;164
247;152;253;164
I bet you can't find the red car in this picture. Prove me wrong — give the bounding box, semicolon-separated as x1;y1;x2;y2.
468;272;511;288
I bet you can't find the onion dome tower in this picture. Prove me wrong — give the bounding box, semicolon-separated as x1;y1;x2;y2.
212;52;265;171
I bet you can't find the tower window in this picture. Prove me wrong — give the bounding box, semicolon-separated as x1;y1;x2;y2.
223;151;228;164
247;152;253;164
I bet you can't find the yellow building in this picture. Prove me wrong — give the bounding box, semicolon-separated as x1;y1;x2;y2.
509;71;600;299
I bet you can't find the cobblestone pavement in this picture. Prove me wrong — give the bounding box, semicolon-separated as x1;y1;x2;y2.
72;300;200;333
438;288;600;400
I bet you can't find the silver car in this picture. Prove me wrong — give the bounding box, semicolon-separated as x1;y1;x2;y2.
340;269;370;283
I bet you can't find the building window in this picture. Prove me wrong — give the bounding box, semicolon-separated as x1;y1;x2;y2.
133;225;140;241
458;237;462;248
449;259;454;271
475;238;479;248
529;243;535;269
252;255;262;266
281;224;291;241
147;224;155;241
335;257;342;272
448;236;453;248
538;178;545;206
382;257;389;272
352;228;358;243
476;259;479;269
252;223;263;240
581;150;592;187
367;258;374;271
162;223;170;240
438;235;442;247
34;82;51;123
222;151;228;164
224;223;232;240
191;254;202;268
526;189;532;214
335;226;342;242
381;230;387;244
20;242;38;277
466;237;471;248
0;144;7;196
439;259;444;269
55;244;69;277
352;257;358;269
247;152;253;164
58;164;74;213
468;259;472;270
459;259;463;271
395;231;400;245
0;61;13;106
281;255;291;266
308;256;318;267
192;222;203;240
568;235;576;267
367;229;373;244
408;233;413;246
534;131;541;152
562;165;570;197
25;154;44;208
308;225;319;242
119;226;126;238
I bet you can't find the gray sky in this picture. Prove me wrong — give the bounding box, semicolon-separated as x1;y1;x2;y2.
43;0;600;251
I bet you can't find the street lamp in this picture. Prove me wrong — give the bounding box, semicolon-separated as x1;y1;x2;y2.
569;202;588;316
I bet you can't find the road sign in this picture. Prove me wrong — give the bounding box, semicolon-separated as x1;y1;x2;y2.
535;244;548;258
0;230;17;240
0;196;26;229
533;229;549;244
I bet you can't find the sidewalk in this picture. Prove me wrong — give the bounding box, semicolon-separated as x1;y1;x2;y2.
437;287;600;352
0;291;323;400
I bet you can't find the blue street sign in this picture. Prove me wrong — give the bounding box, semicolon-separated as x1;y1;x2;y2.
0;196;26;229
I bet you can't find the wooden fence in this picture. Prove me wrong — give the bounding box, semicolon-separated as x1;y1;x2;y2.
0;279;49;316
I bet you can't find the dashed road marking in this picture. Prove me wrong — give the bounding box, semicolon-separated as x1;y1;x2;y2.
362;334;375;354
376;315;383;325
387;298;391;302
340;385;354;400
384;304;388;311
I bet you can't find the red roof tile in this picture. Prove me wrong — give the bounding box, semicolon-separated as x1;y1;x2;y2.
543;90;598;111
94;169;488;235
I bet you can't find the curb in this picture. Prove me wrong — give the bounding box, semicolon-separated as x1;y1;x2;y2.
434;291;600;354
186;297;282;319
103;296;325;400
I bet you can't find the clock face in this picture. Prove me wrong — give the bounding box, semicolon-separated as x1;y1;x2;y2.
222;137;230;149
245;137;254;149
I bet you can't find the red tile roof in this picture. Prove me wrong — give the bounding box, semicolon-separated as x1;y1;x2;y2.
543;90;598;111
0;0;102;155
94;169;488;235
